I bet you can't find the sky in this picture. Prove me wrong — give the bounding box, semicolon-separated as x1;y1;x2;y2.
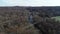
0;0;60;6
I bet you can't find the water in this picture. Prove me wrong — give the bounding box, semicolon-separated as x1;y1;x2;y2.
28;15;33;24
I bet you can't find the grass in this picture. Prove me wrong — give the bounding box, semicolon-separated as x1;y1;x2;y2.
52;16;60;21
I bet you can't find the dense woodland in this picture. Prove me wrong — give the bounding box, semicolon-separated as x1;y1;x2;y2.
0;6;60;34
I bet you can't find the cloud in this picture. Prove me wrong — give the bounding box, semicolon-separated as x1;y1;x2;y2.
0;0;60;6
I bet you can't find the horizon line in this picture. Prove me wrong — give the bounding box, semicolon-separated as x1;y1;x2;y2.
0;6;60;7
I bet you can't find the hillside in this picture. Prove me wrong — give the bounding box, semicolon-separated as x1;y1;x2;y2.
0;6;60;34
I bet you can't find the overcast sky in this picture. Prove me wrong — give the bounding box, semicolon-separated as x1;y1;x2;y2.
0;0;60;6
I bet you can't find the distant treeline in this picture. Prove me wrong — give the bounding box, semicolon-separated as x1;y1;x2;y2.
0;6;60;16
27;7;60;16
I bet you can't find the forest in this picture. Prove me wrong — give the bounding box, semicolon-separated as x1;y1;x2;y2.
0;6;60;34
